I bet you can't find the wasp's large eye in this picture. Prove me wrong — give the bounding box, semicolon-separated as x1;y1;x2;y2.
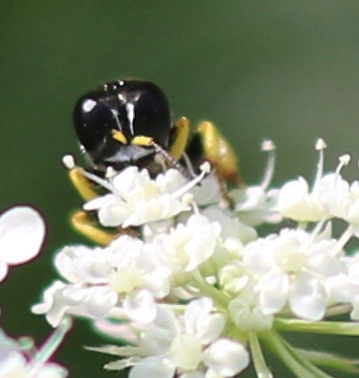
73;97;118;156
125;81;171;147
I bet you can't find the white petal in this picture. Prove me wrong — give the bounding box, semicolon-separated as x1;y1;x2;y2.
184;216;220;271
54;245;111;284
278;178;324;221
202;206;257;244
31;281;68;327
185;298;213;329
129;357;175;378
347;200;359;224
112;166;147;196
185;298;224;344
192;174;221;206
325;273;356;303
0;351;28;377
290;272;327;321
36;363;68;378
257;271;288;315
140;307;179;355
124;289;157;324
170;334;202;370
84;286;118;317
228;298;273;332
0;206;45;265
0;262;9;282
307;247;342;277
83;194;113;211
203;338;249;376
98;197;129;227
181;372;204;378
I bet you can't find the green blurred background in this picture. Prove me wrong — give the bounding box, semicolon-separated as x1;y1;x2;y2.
1;1;359;377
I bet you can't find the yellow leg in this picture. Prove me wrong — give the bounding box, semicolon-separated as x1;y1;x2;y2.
70;211;121;246
68;167;130;245
169;117;191;160
196;121;241;185
68;167;99;201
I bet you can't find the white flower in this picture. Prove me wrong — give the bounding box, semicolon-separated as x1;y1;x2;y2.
202;338;249;377
0;206;45;282
242;228;343;320
232;140;282;227
108;235;173;323
278;177;328;221
152;214;221;273
84;167;192;227
228;297;273;332
34;235;174;325
278;148;355;224
109;235;172;298
319;174;359;226
232;186;281;226
32;280;118;327
201;206;257;244
325;251;359;320
129;298;249;378
191;174;222;206
54;244;113;284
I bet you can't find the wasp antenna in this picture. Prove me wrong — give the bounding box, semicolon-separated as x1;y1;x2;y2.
151;141;192;180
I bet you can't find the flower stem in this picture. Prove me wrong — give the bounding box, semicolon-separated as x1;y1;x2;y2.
248;332;273;378
275;318;359;336
191;271;228;307
261;331;334;378
332;225;354;256
28;317;72;377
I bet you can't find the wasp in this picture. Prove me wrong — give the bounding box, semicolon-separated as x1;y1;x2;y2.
68;80;240;244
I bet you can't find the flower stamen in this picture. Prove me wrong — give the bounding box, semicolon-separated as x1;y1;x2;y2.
172;161;211;200
260;140;276;190
335;154;351;184
313;138;326;190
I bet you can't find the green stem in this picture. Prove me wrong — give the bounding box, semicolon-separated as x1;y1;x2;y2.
261;331;334;378
248;332;273;378
332;225;354;256
191;271;228;307
28;317;72;377
275;318;359;336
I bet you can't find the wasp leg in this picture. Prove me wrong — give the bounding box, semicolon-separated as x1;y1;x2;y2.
195;121;241;185
66;160;126;244
185;121;241;207
168;116;191;161
70;211;119;246
68;166;99;201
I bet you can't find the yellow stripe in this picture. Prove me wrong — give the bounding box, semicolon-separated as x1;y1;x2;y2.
131;135;153;146
112;129;128;144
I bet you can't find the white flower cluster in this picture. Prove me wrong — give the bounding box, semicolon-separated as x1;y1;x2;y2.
32;141;359;377
0;206;68;378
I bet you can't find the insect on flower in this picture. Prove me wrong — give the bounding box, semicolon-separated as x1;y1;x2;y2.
66;79;240;243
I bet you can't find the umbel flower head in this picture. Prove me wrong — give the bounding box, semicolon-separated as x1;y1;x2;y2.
32;139;359;377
